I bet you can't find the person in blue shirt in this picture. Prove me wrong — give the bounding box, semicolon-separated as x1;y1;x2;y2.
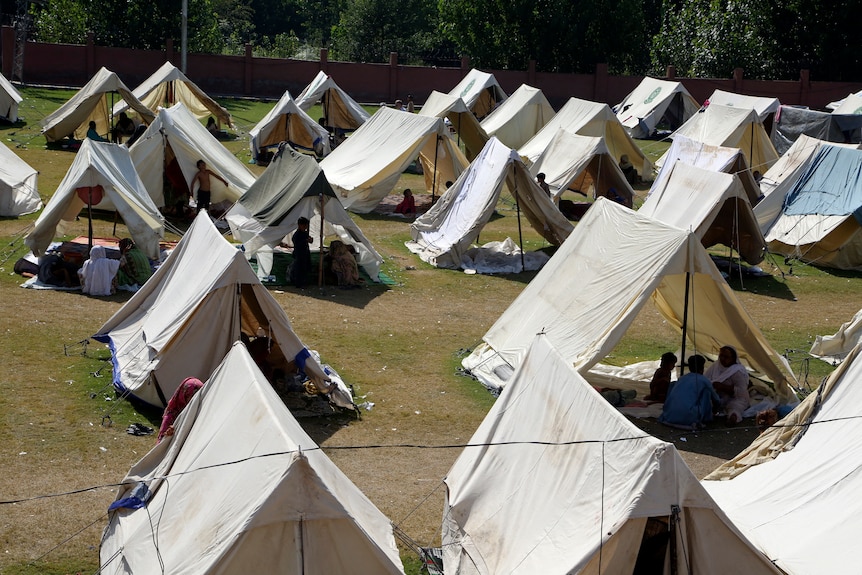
659;354;720;430
86;121;107;142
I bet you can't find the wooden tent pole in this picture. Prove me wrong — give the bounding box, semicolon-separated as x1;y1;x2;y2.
318;192;325;287
431;134;440;203
679;271;691;378
514;166;525;271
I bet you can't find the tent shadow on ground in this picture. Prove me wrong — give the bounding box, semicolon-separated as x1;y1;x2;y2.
725;274;796;301
273;282;390;310
631;416;764;463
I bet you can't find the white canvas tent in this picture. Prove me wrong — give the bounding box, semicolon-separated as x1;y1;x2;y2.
249;90;331;162
831;93;862;115
444;335;782;575
0;140;40;216
418;90;488;160
639;161;766;264
100;342;404;575
809;307;862;363
25;139;164;259
0;72;23;123
406;137;573;269
462;198;797;401
112;61;232;127
760;144;862;270
320;107;468;213
519;97;653;182
527;131;634;205
660;104;779;175
131;103;255;208
480;84;555;149
295;71;370;132
93;212;333;408
40;67;155;143
706;89;780;123
227;145;383;281
447;69;507;119
653;134;763;207
704;342;862;574
615;76;700;139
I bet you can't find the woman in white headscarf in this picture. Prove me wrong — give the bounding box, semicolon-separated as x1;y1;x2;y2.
78;245;120;296
705;345;750;425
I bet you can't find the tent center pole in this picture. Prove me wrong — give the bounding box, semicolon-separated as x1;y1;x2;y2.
318;192;325;287
514;168;525;271
431;135;440;203
679;271;691;377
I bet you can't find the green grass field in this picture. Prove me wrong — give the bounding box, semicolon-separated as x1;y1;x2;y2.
0;88;859;574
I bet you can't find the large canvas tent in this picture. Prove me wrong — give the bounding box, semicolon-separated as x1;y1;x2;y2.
759;144;862;270
480;84;555;149
100;342;405;575
527;131;634;205
93;212;332;408
444;335;782;575
40;67;155;143
446;69;507;120
462;198;797;400
112;61;232;127
830;93;862;115
0;72;23;123
226;145;383;280
0;140;40;216
614;76;700;139
406;137;572;269
660;104;779;175
249;90;330;162
320;107;468;213
706;89;780;124
639;161;766;264
771;104;862;155
25;139;164;259
519;97;652;182
703;342;862;574
653;134;763;206
295;71;370;132
418;90;488;160
130;103;255;208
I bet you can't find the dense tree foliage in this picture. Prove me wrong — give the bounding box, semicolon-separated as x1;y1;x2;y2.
19;0;862;81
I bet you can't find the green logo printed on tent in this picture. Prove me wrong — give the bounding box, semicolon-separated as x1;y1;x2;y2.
460;79;476;98
644;87;661;104
855;106;862;115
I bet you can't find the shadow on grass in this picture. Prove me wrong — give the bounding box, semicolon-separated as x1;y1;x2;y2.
725;273;797;300
267;281;390;309
630;416;763;463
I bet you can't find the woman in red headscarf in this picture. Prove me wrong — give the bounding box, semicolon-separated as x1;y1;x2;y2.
157;377;204;442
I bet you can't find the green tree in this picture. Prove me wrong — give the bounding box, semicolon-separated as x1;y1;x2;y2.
31;0;89;44
331;0;438;64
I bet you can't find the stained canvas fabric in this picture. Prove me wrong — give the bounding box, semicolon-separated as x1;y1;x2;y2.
446;69;507;119
704;341;862;573
0;139;40;216
461;198;797;401
294;71;370;131
0;71;22;122
100;342;404;575
112;61;232;127
614;76;700;139
705;89;780;122
480;84;555;150
93;212;330;407
445;335;782;575
40;67;155;142
25;139;164;260
419;90;489;160
249;90;330;161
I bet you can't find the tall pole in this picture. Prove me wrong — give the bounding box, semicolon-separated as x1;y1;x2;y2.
318;193;325;287
431;135;440;204
679;271;691;378
181;0;188;73
514;167;525;271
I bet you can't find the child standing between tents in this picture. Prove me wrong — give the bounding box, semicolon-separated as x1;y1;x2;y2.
190;159;228;214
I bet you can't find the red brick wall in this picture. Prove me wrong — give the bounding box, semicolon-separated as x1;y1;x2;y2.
7;27;862;110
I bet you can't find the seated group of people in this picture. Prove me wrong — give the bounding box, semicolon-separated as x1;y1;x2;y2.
40;238;153;296
648;346;752;430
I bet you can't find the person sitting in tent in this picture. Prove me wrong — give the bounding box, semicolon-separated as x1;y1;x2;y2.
86;121;107;142
330;240;363;288
157;377;204;442
190;159;228;214
645;352;677;402
116;238;152;289
619;154;638;185
78;245;120;296
659;354;719;430
111;112;136;144
394;189;416;216
206;116;228;140
38;249;80;287
707;345;750;426
288;217;313;288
